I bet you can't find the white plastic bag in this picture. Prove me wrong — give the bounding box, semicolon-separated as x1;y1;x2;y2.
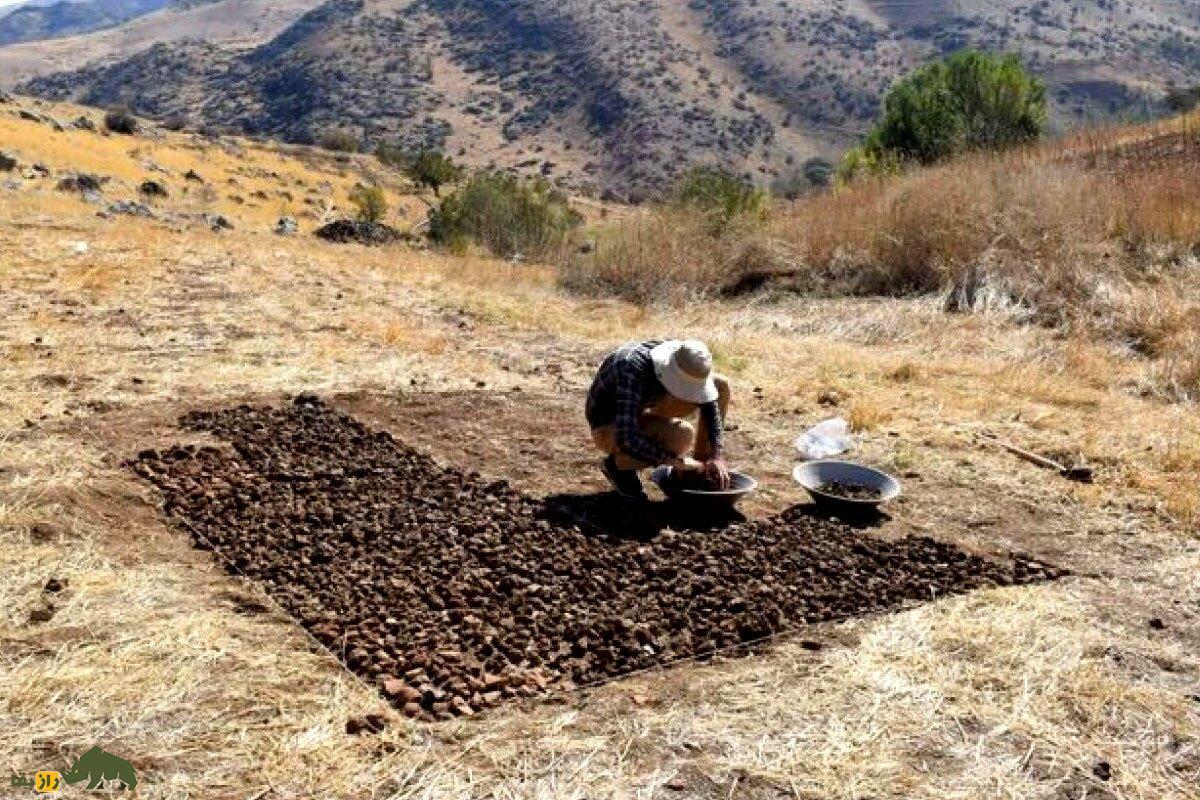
794;418;852;461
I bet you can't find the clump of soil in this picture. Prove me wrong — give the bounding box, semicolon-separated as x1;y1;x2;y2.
314;219;403;245
818;481;884;501
662;468;724;491
131;398;1064;721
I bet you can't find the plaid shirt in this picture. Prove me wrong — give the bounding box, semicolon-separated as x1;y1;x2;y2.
586;340;724;465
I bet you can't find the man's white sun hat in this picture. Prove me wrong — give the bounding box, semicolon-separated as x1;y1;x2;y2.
650;340;719;404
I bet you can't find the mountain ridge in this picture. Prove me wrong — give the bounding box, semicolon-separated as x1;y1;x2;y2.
7;0;1200;197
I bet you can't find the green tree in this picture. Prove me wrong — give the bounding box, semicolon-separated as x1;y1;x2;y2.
406;150;463;197
349;185;388;224
848;50;1046;173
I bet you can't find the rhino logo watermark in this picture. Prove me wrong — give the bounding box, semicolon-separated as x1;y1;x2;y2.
10;746;137;793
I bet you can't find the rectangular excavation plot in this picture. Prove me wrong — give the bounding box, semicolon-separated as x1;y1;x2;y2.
132;398;1062;720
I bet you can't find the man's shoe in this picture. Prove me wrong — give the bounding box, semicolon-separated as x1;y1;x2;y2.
601;455;647;502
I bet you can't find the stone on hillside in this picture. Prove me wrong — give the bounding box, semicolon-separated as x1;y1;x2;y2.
104;200;154;218
203;213;233;231
72;116;97;132
314;219;402;246
0;152;17;172
274;216;298;236
56;174;104;193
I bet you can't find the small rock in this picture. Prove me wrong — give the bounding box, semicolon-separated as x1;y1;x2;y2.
1092;760;1112;781
1147;617;1165;630
28;604;55;624
184;169;204;182
345;713;387;735
72;115;97;132
274;216;298;236
205;214;233;231
0;152;16;171
43;577;66;593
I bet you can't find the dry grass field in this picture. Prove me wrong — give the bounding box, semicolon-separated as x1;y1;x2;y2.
1;97;1198;798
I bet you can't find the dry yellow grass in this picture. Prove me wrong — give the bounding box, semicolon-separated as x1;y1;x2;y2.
0;96;1197;799
0;100;429;232
567;112;1200;403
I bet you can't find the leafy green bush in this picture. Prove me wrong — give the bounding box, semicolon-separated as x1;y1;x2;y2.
671;166;767;230
349;185;388;224
835;146;900;183
802;157;836;188
845;50;1046;175
429;171;581;259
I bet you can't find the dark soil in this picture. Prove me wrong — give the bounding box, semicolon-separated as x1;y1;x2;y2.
313;219;404;246
130;397;1064;721
818;481;884;501
662;468;724;492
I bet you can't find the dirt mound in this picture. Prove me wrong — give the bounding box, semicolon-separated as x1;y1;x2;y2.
313;219;403;246
130;397;1063;720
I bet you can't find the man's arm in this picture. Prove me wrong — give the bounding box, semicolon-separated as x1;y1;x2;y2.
699;400;731;489
614;362;675;466
699;401;725;454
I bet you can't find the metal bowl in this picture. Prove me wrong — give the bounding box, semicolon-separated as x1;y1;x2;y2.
649;466;758;510
792;460;901;512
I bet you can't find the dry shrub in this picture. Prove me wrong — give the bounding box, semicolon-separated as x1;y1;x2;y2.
565;114;1200;400
560;207;783;303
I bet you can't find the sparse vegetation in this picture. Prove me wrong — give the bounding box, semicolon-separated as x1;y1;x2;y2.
429;171;581;259
318;130;359;153
841;50;1047;178
103;105;138;134
348;185;387;224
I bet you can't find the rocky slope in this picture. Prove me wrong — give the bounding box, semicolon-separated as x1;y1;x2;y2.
7;0;1200;196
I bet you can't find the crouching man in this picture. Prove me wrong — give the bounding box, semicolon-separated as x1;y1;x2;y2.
586;339;731;501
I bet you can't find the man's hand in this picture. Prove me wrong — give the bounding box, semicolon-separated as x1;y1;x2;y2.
704;456;732;490
672;455;704;474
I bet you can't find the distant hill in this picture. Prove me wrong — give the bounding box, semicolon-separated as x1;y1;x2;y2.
0;0;181;45
6;0;1200;197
